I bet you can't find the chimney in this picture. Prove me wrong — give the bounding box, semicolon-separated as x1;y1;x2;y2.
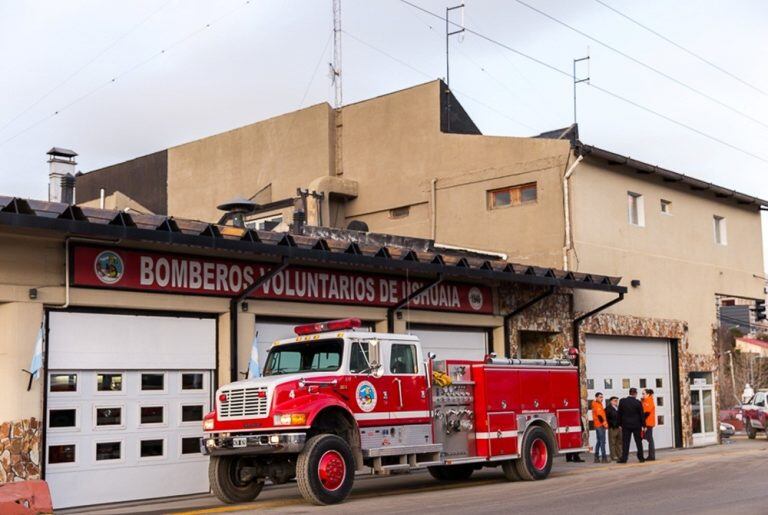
47;147;77;204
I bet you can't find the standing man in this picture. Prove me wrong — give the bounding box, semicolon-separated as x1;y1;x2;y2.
591;393;608;463
606;396;622;461
617;388;645;463
642;389;657;461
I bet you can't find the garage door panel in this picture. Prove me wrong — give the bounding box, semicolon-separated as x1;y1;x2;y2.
409;327;488;361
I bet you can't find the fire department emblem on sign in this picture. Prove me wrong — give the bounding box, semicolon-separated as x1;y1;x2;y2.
94;250;124;284
356;381;377;412
468;287;484;311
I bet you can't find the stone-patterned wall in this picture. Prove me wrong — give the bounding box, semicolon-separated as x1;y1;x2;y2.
499;285;574;357
0;418;40;483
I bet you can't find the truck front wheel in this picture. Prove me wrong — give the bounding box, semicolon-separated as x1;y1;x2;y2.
515;427;554;481
296;434;355;505
209;455;264;504
746;420;757;439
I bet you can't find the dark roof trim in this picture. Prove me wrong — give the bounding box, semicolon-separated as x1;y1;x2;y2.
576;143;768;208
0;196;626;294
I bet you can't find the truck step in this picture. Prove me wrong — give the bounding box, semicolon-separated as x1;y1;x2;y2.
363;444;442;458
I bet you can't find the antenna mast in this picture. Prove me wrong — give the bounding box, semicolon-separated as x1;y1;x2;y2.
572;52;590;125
331;0;344;176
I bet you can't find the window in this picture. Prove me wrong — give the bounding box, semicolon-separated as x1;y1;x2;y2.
489;182;537;209
660;199;672;214
628;192;645;226
182;373;204;390
96;442;121;461
604;378;613;389
390;344;418;374
349;341;371;374
714;215;727;245
657;415;665;426
140;406;164;424
181;437;201;455
264;339;343;376
657;397;664;407
140;439;164;458
656;378;663;388
389;206;410;219
639;378;647;388
586;379;595;390
245;215;283;231
141;373;164;391
49;409;77;428
181;405;204;422
97;373;122;392
50;374;77;392
95;407;122;426
622;378;631;389
48;444;75;464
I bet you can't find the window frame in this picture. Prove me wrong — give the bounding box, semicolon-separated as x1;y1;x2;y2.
180;404;206;425
660;199;672;215
138;403;168;428
47;443;78;467
627;191;645;227
138;438;167;462
94;439;124;464
713;215;727;245
93;404;125;430
181;372;207;393
48;406;79;432
488;182;538;210
388;343;419;375
49;372;78;394
95;371;125;395
140;372;166;394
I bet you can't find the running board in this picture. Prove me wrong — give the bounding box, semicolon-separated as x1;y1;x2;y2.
363;444;443;458
365;445;443;474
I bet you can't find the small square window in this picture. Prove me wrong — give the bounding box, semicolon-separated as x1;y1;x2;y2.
182;373;204;390
97;373;122;392
181;437;201;455
140;439;164;458
639;378;647;388
586;379;595;390
622;378;631;389
96;407;121;426
604;378;613;389
141;373;164;391
96;442;121;461
657;415;665;426
657;397;664;407
50;374;77;392
49;409;77;428
656;378;663;388
140;406;164;424
660;199;672;214
48;444;76;464
389;206;410;219
182;405;204;422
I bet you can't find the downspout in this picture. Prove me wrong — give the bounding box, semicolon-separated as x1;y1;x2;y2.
563;154;584;271
229;257;290;382
503;286;555;358
431;178;437;241
52;236;121;309
387;274;444;333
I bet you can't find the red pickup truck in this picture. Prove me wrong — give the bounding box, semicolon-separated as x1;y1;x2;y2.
742;390;768;439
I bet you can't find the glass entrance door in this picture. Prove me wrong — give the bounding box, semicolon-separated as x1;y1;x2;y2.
690;372;716;445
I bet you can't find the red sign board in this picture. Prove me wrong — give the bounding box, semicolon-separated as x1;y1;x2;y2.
72;246;494;314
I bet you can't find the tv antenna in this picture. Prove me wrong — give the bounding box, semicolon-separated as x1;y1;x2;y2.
572;52;590;124
445;4;465;87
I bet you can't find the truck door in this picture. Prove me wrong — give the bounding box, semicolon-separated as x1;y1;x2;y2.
387;341;429;423
347;339;391;426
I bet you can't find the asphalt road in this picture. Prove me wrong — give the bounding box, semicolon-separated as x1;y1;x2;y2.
74;437;768;515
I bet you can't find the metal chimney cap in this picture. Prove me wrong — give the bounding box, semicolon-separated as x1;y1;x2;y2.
47;147;78;158
216;197;257;213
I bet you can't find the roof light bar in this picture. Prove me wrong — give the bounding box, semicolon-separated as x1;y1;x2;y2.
294;318;362;335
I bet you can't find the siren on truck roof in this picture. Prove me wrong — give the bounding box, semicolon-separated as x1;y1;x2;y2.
294;318;362;335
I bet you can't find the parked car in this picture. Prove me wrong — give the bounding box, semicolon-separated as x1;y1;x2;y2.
720;422;736;438
741;390;768;439
719;405;744;431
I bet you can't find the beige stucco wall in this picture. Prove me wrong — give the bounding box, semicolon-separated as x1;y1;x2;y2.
570;159;765;355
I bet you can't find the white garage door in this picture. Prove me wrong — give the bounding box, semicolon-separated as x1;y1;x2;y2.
408;326;488;361
586;335;675;450
45;312;216;510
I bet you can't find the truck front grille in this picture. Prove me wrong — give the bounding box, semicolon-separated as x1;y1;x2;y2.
219;386;269;419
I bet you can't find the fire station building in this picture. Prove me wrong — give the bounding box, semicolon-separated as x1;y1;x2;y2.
0;195;626;508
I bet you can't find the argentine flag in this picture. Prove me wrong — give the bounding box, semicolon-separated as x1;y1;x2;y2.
29;324;44;380
247;331;261;379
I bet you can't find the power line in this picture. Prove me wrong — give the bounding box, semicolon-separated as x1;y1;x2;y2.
0;0;254;150
512;0;768;132
593;0;768;98
298;30;333;108
0;0;173;135
398;0;768;165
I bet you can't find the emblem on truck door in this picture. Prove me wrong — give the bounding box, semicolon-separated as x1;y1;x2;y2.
356;381;378;412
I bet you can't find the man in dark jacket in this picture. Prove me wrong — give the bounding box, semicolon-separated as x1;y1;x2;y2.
606;396;622;461
617;388;645;463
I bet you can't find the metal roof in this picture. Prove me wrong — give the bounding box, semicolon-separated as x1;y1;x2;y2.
576;143;768;209
0;196;626;294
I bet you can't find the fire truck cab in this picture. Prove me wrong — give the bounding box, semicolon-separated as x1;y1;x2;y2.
201;318;585;505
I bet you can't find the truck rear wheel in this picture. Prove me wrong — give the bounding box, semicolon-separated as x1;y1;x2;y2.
746;420;757;439
427;464;474;481
515;427;554;481
209;455;264;504
296;434;355;505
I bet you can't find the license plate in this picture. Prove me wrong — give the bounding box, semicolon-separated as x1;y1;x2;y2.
232;437;247;448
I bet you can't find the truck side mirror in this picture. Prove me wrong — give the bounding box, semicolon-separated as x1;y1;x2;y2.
368;339;383;378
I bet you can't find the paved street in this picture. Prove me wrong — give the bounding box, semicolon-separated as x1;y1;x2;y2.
68;437;768;515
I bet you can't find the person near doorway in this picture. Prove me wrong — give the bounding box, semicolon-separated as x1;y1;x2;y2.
591;393;608;463
642;389;657;461
617;387;645;463
606;396;622;461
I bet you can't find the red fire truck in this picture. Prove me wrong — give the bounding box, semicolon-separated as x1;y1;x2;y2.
201;318;585;505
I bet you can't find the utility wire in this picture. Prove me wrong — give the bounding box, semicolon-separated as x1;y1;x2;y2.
0;0;173;135
398;0;768;165
512;0;768;132
298;30;333;108
593;0;768;98
0;0;254;150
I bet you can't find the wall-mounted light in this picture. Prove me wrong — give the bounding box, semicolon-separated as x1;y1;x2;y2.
630;279;641;288
241;301;249;312
28;288;38;300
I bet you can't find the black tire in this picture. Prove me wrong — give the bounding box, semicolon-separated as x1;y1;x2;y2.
209;455;264;504
501;460;522;481
427;464;474;481
296;434;355;505
746;420;757;439
515;427;554;481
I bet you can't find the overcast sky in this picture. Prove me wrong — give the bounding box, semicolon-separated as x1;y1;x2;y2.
1;0;767;270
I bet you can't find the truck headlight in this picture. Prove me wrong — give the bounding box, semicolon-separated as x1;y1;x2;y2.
204;419;215;431
274;413;307;426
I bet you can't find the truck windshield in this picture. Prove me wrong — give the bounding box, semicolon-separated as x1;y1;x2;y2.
263;339;344;376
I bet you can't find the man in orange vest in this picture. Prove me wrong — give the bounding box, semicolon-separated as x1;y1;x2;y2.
591;392;608;463
642;389;657;461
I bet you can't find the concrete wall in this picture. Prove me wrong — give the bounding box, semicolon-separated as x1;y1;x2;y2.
570;158;765;354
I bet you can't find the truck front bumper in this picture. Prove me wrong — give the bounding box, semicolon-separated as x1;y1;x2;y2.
201;432;306;456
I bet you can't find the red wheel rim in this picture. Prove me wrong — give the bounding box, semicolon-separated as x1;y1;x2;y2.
530;438;548;471
318;450;346;491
